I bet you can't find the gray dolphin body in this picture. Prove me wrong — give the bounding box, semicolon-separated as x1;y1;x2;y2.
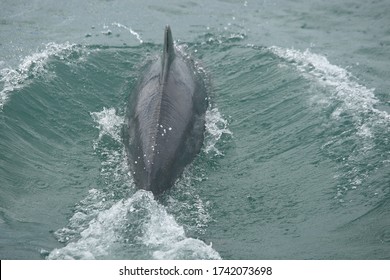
124;26;208;196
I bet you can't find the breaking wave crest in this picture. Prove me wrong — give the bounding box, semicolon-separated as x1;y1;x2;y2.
0;42;87;109
271;46;390;203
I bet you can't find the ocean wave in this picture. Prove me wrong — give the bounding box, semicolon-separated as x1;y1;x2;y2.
270;46;390;202
270;47;389;128
0;42;88;109
48;104;229;259
48;190;220;260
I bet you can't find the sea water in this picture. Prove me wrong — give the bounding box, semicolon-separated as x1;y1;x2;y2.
1;0;389;259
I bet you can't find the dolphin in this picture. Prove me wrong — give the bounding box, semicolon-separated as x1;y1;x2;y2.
123;26;208;196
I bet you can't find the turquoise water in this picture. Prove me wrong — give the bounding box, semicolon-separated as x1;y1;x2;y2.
1;0;389;259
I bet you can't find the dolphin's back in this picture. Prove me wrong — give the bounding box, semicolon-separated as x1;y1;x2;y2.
125;26;207;195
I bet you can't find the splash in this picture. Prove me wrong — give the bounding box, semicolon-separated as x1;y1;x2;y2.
112;22;143;44
139;191;220;260
270;47;389;129
270;46;390;202
0;42;84;109
48;191;140;260
204;107;233;155
90;107;131;191
90;107;124;144
48;190;220;260
48;106;225;259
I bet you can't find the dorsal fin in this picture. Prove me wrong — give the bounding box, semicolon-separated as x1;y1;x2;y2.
161;25;175;84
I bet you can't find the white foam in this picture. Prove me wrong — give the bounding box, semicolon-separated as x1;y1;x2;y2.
90;107;124;144
52;188;111;244
48;190;220;260
153;238;221;260
48;193;135;260
204;107;232;155
270;46;390;201
0;42;81;109
139;192;220;260
112;22;143;44
49;105;223;259
90;107;132;191
270;46;390;132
